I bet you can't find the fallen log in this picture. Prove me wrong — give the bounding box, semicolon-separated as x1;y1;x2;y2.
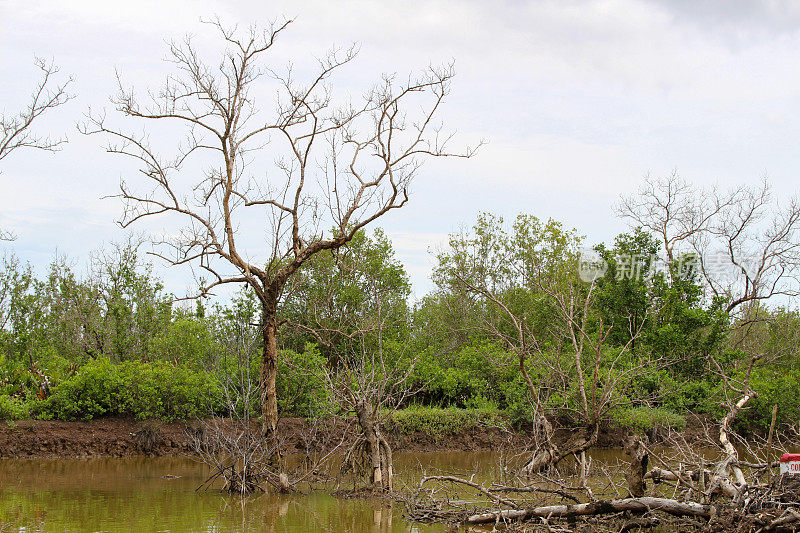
645;467;698;482
644;467;739;499
466;497;710;525
488;485;580;503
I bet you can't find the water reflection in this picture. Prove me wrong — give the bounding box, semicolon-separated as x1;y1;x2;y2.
0;455;453;532
0;448;716;532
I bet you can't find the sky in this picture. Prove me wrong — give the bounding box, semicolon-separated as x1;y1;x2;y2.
2;0;800;299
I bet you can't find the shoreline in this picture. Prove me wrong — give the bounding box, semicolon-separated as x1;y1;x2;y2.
0;414;711;459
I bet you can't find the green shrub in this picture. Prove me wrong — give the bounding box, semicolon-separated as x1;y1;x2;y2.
0;395;33;420
608;406;686;433
498;375;534;425
150;316;221;367
390;405;508;435
734;367;800;433
661;378;717;415
409;344;517;408
37;358;220;421
277;344;333;418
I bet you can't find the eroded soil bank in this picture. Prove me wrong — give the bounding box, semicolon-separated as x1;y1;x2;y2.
0;415;710;459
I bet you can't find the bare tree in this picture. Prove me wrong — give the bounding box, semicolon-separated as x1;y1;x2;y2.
520;271;651;475
323;332;416;493
615;172;738;267
702;179;800;315
1;57;72;161
1;57;73;240
82;19;476;445
617;174;800;316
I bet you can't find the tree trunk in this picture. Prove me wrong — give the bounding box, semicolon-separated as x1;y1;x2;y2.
720;392;754;491
624;435;649;498
379;436;393;491
578;450;588;485
523;448;556;474
767;403;778;452
260;300;280;445
356;401;382;488
521;413;557;474
355;401;392;491
523;421;599;475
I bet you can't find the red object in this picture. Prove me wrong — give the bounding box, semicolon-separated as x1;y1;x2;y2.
781;454;800;462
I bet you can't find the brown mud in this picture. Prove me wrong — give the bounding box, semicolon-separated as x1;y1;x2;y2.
0;414;711;459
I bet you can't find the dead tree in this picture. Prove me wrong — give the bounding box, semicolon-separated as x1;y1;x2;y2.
520;278;651;475
710;180;800;314
617;174;800;317
1;57;73;240
708;349;761;500
82;19;476;446
623;434;649;498
615;172;738;267
348;387;396;492
279;339;407;494
323;333;418;493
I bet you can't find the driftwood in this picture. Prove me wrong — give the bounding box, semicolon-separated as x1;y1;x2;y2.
720;392;754;490
405;384;791;532
465;497;710;524
488;484;581;503
408;457;797;532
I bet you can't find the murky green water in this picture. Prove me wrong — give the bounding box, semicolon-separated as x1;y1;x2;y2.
0;453;506;532
0;448;736;532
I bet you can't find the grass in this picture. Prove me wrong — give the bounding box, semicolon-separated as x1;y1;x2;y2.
389;405;509;435
608;406;687;432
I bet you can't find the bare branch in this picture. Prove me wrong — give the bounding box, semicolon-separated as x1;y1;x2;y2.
0;57;74;162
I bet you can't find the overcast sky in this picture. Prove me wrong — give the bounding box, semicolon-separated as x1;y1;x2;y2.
2;0;800;298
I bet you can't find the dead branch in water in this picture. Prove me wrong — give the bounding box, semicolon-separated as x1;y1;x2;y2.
404;396;798;532
419;475;519;508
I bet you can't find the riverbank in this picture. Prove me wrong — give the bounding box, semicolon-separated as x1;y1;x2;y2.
0;414;712;459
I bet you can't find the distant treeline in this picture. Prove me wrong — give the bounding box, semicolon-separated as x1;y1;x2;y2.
1;220;799;436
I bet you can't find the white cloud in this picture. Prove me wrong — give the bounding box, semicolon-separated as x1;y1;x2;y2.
3;0;800;295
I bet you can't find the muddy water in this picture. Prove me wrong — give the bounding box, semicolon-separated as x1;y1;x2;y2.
0;452;513;533
0;449;674;532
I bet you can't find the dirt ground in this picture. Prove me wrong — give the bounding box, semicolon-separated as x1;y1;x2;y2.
0;414;710;459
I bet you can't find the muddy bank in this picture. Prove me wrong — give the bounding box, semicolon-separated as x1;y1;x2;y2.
0;415;710;459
